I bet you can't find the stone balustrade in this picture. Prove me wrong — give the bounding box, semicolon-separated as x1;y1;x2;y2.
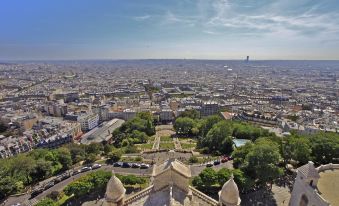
316;163;339;172
123;185;154;205
189;186;219;206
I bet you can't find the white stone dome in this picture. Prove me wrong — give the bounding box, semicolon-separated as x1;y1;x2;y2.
105;170;126;203
219;175;241;206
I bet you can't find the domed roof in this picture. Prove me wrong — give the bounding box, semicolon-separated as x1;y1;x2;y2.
105;170;126;203
219;175;241;206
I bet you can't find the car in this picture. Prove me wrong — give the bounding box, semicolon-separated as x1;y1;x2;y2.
72;169;81;176
11;204;21;206
92;164;102;169
80;166;92;172
140;163;150;169
30;187;44;197
43;182;54;190
53;176;62;184
221;157;228;163
113;162;123;167
206;162;213;167
61;172;71;180
131;163;140;168
122;162;131;168
213;160;221;165
228;156;234;160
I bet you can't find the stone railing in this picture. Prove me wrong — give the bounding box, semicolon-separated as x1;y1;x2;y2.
123;185;154;205
313;190;330;206
316;163;339;172
189;186;219;206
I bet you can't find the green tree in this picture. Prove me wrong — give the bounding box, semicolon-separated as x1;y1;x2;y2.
0;176;17;199
198;115;222;137
174;117;196;135
179;109;200;119
188;156;199;164
288;136;311;165
31;159;53;181
85;153;97;164
103;144;113;155
107;150;122;163
245;140;283;187
192;176;203;190
129;130;148;144
310;134;339;164
35;198;57;206
9;154;36;185
64;180;93;197
202;121;233;154
55;147;72;170
65;143;86;164
199;168;217;187
217;168;232;186
118;175;146;185
85;143;102;156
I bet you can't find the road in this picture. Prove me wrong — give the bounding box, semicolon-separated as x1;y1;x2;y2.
4;165;153;206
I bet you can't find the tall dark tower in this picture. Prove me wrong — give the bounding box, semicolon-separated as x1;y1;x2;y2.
246;56;249;62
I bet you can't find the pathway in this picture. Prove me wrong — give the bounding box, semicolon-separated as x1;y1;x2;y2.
173;137;182;150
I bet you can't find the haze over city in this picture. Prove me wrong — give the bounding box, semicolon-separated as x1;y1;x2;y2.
1;0;339;60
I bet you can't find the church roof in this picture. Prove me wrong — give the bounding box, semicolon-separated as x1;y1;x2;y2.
152;158;191;178
219;175;241;206
298;161;320;179
105;170;126;203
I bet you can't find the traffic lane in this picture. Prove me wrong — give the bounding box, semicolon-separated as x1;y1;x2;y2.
190;161;233;177
4;165;153;206
33;165;153;201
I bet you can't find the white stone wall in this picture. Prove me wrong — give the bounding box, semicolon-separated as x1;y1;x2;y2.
289;173;329;206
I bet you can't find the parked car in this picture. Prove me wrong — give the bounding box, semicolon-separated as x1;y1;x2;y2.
206;162;213;167
122;162;131;168
140;163;150;169
131;163;140;168
30;187;44;197
72;169;81;176
113;162;123;167
221;157;228;163
61;172;71;180
92;164;102;169
213;160;221;165
228;156;234;160
53;176;62;184
43;182;54;190
80;166;92;172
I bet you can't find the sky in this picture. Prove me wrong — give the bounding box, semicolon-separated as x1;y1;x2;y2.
1;0;339;60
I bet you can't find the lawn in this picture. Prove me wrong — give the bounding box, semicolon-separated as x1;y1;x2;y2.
137;143;153;150
159;142;175;150
160;135;173;142
181;143;196;149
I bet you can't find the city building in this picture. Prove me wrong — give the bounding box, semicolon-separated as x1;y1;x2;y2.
78;113;99;131
81;118;125;145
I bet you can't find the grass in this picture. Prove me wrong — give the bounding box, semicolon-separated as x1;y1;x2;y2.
58;194;72;206
160;135;173;142
121;156;143;162
95;159;106;164
159;142;175;150
137;143;153;150
181;143;196;149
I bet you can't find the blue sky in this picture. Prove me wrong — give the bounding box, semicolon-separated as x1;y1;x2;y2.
1;0;339;60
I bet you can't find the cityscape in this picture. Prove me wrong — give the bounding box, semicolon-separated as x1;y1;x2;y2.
1;1;339;206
